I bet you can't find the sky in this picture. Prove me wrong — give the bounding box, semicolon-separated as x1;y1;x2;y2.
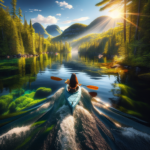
4;0;112;30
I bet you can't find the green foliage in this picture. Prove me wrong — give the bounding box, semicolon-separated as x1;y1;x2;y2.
11;0;17;19
0;0;6;7
34;87;52;99
78;28;119;57
0;2;72;56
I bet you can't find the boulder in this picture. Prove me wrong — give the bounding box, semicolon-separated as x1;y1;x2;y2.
34;87;52;99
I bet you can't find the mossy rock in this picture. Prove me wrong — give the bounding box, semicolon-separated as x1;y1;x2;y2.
0;94;13;114
0;94;13;103
34;87;52;99
15;96;27;104
138;73;150;81
8;102;16;113
24;92;35;99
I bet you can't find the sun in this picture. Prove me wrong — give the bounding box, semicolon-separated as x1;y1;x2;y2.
109;10;122;19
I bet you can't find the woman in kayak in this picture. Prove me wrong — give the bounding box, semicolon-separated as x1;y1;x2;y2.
65;73;80;93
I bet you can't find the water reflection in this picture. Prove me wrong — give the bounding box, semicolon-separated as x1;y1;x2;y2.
0;54;150;150
79;55;150;123
0;53;72;94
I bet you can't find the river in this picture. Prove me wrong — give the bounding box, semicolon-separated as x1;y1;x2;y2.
0;52;150;150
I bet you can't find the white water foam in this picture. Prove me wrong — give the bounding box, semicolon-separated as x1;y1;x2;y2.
122;127;150;141
0;125;31;143
37;88;64;112
37;102;51;111
57;105;77;150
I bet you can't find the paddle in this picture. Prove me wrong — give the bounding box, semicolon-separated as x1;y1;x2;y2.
50;76;99;91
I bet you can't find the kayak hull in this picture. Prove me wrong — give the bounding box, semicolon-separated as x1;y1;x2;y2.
65;85;81;114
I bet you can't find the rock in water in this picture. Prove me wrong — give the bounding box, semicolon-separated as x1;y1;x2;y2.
34;87;52;99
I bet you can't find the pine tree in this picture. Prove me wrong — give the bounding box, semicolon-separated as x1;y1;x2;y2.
11;0;17;19
0;0;6;8
30;19;32;29
18;7;23;20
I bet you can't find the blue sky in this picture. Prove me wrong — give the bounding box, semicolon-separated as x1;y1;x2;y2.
4;0;111;30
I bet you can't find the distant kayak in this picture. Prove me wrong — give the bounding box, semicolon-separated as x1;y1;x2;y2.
65;85;81;114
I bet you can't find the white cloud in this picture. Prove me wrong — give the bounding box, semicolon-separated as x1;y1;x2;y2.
61;8;64;10
56;1;73;9
60;26;69;31
81;9;83;11
62;17;89;24
32;14;58;24
56;13;61;16
29;9;42;12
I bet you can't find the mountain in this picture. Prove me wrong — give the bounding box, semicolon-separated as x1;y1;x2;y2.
45;25;62;37
32;23;51;38
52;23;87;42
52;16;123;42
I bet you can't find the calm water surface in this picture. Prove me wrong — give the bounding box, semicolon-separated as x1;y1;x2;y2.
0;53;150;150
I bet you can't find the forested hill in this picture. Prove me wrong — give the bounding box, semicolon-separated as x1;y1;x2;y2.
0;5;71;56
52;23;87;42
52;16;122;42
45;25;62;37
32;23;51;38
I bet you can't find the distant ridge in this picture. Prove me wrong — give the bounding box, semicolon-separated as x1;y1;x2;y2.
52;16;123;42
32;23;51;38
45;25;62;37
52;23;88;42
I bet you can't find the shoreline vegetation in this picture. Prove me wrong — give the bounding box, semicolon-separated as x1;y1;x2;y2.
0;1;71;58
77;0;150;68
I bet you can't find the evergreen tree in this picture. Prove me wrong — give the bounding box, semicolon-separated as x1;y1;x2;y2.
0;0;6;8
18;7;23;20
11;0;17;19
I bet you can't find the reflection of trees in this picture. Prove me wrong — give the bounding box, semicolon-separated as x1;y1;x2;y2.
111;70;150;122
39;54;44;71
18;57;26;77
0;53;72;94
79;55;106;67
43;54;48;69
